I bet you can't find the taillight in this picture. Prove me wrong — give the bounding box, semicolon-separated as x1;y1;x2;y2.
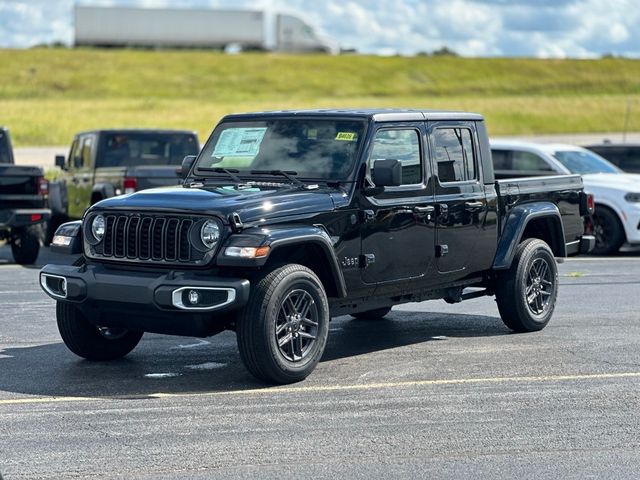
37;176;49;197
586;193;595;214
123;177;137;195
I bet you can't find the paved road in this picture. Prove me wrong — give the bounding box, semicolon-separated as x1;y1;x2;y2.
1;247;639;479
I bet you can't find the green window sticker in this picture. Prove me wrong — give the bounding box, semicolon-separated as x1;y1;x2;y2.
336;132;357;141
213;127;267;157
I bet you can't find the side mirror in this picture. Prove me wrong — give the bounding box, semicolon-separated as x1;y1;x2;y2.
179;155;197;179
55;155;66;169
371;159;402;187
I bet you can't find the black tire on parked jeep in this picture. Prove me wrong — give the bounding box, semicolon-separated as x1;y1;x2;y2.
495;238;558;333
236;264;330;384
350;307;392;320
11;225;41;265
56;302;143;361
591;205;625;255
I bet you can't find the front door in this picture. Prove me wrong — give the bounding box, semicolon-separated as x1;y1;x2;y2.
360;124;436;284
428;122;488;276
66;134;95;219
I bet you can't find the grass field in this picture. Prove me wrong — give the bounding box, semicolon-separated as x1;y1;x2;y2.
1;48;639;145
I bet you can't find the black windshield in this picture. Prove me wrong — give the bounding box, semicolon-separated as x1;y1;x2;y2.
98;133;199;168
195;118;367;179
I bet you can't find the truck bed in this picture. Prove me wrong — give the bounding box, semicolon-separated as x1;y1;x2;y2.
0;165;47;210
496;174;586;251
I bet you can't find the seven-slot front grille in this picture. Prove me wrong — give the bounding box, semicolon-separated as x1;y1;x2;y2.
87;213;208;265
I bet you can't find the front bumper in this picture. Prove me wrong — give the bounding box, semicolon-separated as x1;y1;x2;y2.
39;263;250;337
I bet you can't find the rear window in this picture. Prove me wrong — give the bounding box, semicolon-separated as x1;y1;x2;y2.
98;133;199;167
0;130;11;164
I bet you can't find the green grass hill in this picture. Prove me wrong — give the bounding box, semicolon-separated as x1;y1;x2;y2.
1;48;639;145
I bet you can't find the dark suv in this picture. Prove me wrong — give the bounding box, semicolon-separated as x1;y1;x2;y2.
584;143;640;174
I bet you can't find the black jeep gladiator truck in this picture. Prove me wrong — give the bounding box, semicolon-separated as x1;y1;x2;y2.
40;110;595;384
51;129;199;222
0;127;50;264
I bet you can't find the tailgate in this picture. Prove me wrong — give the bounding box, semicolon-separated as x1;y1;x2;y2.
0;166;46;209
128;166;182;191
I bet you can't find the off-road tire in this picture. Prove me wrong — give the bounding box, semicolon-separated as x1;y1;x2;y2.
11;225;41;265
236;264;330;384
56;302;143;361
495;238;558;332
350;307;392;320
591;205;625;255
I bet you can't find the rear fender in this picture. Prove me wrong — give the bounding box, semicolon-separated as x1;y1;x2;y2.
493;202;566;270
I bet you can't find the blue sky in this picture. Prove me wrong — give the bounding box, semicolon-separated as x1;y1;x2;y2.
0;0;637;57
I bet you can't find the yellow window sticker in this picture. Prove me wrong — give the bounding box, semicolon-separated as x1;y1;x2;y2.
307;128;318;139
335;132;357;141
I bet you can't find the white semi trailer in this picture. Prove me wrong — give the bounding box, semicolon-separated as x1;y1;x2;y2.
74;6;336;53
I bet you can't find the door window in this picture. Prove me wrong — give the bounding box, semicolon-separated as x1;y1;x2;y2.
369;129;422;185
512;151;552;171
433;128;476;183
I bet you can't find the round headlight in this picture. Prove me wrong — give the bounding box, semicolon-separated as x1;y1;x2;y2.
91;215;106;242
200;220;220;249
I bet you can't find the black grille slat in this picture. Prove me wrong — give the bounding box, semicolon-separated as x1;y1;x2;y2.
178;219;193;261
151;218;166;260
114;216;127;257
165;219;180;261
126;217;140;258
139;217;152;259
89;212;206;265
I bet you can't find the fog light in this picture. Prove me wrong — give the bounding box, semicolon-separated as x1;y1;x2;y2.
60;278;67;296
188;289;200;305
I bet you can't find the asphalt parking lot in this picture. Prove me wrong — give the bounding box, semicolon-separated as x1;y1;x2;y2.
1;246;639;479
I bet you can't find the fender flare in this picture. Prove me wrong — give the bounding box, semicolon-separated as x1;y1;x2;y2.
493;202;566;270
218;225;347;298
91;183;115;204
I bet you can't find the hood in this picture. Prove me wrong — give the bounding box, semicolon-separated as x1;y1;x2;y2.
582;173;640;192
91;185;340;224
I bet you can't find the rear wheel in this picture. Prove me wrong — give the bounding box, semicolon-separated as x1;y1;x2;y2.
56;302;143;361
495;238;558;332
11;225;41;265
350;307;391;320
236;264;330;384
591;205;625;255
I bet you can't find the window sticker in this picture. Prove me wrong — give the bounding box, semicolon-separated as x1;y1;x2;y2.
213;127;267;157
335;132;357;141
307;128;318;140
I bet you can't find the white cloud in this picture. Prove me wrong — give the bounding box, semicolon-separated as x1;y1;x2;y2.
0;0;639;57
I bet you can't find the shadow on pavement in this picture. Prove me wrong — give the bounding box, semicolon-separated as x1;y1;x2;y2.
0;311;508;399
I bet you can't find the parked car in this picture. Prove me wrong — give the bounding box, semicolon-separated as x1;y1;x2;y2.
51;129;199;225
491;140;640;255
584;143;640;174
41;110;594;384
0;127;50;264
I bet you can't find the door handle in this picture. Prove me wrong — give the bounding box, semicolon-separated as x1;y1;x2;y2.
464;201;484;210
413;206;435;214
71;178;80;185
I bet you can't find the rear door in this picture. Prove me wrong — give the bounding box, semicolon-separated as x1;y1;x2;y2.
360;123;436;284
428;122;488;276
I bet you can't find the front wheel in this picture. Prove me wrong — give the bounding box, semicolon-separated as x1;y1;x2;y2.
495;238;558;332
591;205;625;255
236;264;330;384
56;302;143;360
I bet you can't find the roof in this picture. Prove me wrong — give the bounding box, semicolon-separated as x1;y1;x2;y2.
222;108;484;122
490;139;591;154
585;142;640;148
75;128;198;136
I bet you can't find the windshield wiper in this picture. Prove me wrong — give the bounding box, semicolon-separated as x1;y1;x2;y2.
197;167;244;184
250;170;317;189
